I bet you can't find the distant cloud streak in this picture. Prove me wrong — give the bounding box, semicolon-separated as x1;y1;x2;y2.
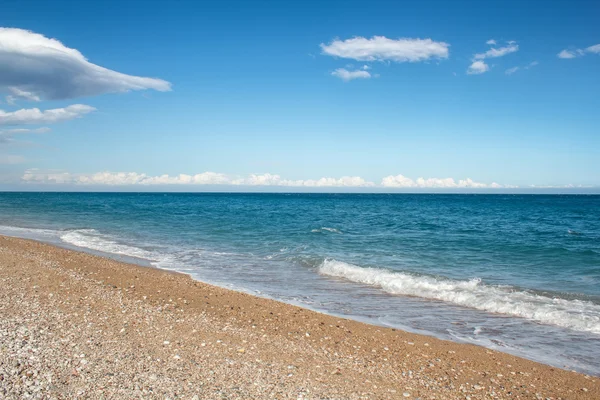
331;68;371;81
0;105;95;125
558;49;583;59
473;43;519;60
557;44;599;59
505;61;538;75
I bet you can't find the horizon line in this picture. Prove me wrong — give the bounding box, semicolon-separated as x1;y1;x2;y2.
1;189;599;195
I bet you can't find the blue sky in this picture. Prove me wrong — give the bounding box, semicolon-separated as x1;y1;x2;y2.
0;0;599;191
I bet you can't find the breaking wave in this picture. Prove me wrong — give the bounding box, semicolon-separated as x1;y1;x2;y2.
318;259;600;334
60;229;158;261
311;227;342;234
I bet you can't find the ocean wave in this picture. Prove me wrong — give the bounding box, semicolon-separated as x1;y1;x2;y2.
0;225;60;238
60;229;158;261
311;227;342;234
318;259;600;334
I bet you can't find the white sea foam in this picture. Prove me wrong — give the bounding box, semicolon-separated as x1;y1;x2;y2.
318;259;600;334
311;227;342;234
0;225;60;238
60;229;158;261
59;229;192;272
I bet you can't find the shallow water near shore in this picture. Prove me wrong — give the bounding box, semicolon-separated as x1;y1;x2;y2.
1;192;599;375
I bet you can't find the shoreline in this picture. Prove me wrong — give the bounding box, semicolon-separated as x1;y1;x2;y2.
16;231;598;375
0;235;598;399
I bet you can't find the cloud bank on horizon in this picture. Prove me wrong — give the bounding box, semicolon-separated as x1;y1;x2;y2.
21;169;513;189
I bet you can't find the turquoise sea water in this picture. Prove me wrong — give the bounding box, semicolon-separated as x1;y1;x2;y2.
1;193;599;374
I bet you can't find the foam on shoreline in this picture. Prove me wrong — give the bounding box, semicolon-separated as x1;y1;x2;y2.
319;258;600;334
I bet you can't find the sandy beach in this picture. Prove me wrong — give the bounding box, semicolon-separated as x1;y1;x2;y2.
0;235;597;399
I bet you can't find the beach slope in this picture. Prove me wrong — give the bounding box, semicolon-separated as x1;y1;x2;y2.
0;235;597;399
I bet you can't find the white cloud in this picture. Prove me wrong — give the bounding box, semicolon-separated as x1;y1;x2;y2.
467;41;518;75
559;43;600;59
0;104;95;125
235;173;375;187
0;27;171;101
556;45;600;59
557;49;581;59
21;170;513;189
505;61;538;75
467;60;489;75
525;61;539;68
587;44;600;54
22;170;377;187
320;36;450;63
381;174;504;189
331;68;371;81
21;170;229;185
81;172;232;186
473;43;519;60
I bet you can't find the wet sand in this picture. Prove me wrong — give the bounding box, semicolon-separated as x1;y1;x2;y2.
0;235;597;399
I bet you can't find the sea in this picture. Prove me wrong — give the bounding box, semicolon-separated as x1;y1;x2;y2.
0;192;599;375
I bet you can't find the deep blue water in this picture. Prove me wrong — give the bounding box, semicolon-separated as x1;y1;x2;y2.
1;193;599;374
